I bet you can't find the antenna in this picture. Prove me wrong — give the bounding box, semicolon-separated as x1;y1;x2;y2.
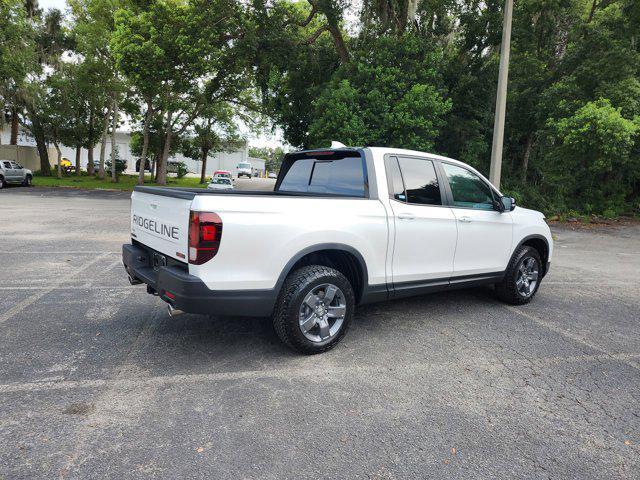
330;141;346;149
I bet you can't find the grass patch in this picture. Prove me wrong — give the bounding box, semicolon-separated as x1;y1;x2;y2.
33;172;207;191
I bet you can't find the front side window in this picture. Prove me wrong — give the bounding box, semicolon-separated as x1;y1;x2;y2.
442;163;495;210
397;157;442;205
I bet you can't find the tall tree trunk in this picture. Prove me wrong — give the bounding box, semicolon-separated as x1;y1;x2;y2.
137;99;153;185
111;98;119;183
156;111;173;186
54;140;62;179
10;107;19;145
87;111;95;175
75;144;81;176
327;24;349;63
521;134;534;181
98;104;112;179
199;147;210;184
32;116;51;175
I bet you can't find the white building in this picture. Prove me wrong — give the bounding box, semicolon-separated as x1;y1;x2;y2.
0;126;265;177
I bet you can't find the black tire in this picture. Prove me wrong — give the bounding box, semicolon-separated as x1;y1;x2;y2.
495;245;543;305
273;265;355;354
22;175;32;187
0;176;4;189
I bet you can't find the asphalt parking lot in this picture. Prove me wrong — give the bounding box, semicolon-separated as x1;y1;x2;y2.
1;187;639;479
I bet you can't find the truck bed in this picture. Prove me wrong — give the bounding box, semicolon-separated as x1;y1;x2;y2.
134;186;365;200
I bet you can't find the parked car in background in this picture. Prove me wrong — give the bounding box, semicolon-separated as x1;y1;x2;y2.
123;147;553;354
136;159;151;172
212;170;233;181
60;157;76;173
0;160;32;188
268;172;277;179
236;162;252;178
207;177;234;190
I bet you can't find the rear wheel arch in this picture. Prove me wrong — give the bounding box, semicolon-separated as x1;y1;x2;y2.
275;244;368;304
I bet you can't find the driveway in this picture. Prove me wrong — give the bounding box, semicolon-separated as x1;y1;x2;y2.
0;187;638;479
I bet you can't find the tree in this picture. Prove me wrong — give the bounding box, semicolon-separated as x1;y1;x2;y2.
249;146;286;173
112;0;249;185
544;99;639;215
307;35;451;149
181;102;245;184
0;0;35;146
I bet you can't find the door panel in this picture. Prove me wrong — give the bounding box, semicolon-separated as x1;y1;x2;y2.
386;156;458;287
449;209;512;275
389;201;457;284
440;162;513;276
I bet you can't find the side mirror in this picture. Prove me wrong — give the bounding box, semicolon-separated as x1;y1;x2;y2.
500;196;516;212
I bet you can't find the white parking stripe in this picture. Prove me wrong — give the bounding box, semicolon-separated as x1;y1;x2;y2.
1;352;640;395
0;253;112;325
505;305;640;371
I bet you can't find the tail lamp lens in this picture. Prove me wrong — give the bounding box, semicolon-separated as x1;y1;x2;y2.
188;211;223;265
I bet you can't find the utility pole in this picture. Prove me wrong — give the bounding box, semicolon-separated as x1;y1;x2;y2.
489;0;513;189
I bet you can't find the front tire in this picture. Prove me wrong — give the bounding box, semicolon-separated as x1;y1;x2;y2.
22;175;32;187
273;265;355;354
495;245;543;305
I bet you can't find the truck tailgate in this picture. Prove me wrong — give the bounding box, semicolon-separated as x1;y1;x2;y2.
130;190;192;261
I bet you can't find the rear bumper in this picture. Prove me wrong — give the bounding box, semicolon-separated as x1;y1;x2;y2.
122;243;276;317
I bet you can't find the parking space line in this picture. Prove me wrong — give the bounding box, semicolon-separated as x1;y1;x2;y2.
0;253;112;325
0;251;120;255
2;352;640;395
505;305;640;371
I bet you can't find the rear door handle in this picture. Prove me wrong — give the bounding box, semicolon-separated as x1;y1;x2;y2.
397;213;415;220
458;216;472;223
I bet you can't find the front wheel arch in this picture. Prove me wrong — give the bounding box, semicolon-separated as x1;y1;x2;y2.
514;234;549;277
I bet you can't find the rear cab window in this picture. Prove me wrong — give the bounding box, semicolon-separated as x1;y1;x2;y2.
276;150;367;197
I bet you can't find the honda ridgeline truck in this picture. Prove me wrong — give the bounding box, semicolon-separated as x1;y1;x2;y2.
123;147;552;354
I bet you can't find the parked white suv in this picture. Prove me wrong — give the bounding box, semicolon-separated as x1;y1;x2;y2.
0;160;32;188
123;147;552;354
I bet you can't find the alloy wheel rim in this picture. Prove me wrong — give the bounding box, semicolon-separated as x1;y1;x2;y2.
298;283;346;343
516;257;539;297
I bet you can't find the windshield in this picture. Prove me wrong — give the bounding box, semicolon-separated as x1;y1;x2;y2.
238;163;251;169
211;178;231;185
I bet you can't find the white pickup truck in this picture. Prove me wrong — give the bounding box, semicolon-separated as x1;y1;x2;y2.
123;147;552;354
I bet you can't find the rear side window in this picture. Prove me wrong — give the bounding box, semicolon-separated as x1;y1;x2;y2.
391;157;442;205
278;153;366;197
385;157;406;201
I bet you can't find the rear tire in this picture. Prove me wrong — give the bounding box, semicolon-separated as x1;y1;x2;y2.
495;245;543;305
0;176;4;189
273;265;355;354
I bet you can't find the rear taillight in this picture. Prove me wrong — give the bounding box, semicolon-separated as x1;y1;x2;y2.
188;211;223;265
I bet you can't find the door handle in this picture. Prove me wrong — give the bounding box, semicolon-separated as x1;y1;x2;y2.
458;216;472;223
397;213;415;220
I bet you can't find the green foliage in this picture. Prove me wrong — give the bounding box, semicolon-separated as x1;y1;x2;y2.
249;146;286;172
3;0;640;215
175;161;188;179
544;99;639;215
307;35;451;149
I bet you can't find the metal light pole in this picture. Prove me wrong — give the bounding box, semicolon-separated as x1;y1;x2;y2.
489;0;514;189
